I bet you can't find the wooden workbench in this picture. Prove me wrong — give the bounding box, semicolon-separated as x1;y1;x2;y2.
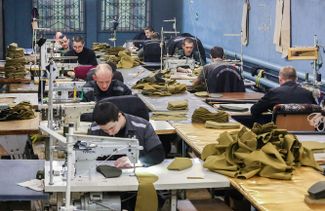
173;123;325;211
173;123;242;154
0;112;40;135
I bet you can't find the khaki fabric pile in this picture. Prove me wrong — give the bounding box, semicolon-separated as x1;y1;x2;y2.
117;51;141;68
133;71;187;96
202;122;322;180
4;43;27;79
93;43;141;68
167;100;188;110
0;101;35;121
192;107;229;123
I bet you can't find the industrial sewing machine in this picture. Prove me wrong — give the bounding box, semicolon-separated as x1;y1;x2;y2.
163;56;196;71
52;81;85;103
39;124;143;211
39;102;94;131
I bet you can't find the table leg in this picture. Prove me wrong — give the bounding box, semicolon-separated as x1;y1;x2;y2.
171;190;177;211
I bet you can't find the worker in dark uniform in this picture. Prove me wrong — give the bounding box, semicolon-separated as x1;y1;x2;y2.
89;101;165;167
82;64;131;102
64;35;98;66
177;37;205;69
251;66;317;117
193;46;225;86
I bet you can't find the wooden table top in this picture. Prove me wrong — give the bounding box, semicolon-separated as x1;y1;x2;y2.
0;112;40;135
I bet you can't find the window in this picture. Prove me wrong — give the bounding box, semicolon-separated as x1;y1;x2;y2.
33;0;85;32
100;0;150;32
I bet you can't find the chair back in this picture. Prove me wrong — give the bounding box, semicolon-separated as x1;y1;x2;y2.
272;104;322;131
143;41;162;62
206;64;245;93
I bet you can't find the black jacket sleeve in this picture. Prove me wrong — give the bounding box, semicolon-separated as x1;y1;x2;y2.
89;50;98;66
250;90;274;116
140;144;165;167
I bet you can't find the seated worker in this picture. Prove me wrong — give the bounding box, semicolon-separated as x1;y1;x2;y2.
54;31;64;50
193;46;225;86
251;66;317;117
57;35;70;54
137;32;160;59
131;26;156;51
64;35;98;66
86;61;124;82
89;101;165;167
82;63;131;102
176;38;206;73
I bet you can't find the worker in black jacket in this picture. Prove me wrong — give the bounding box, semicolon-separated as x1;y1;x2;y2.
89;101;165;167
82;64;131;102
64;35;98;66
251;66;317;117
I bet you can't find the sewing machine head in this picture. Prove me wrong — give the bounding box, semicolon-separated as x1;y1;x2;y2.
70;134;143;175
163;56;196;71
39;102;95;130
63;103;95;130
53;81;85;103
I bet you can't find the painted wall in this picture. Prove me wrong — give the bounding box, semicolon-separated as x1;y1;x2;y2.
2;0;177;53
178;0;325;74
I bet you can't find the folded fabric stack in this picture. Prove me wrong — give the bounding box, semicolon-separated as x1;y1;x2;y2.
151;111;187;121
4;43;27;79
192;107;229;123
133;71;187;96
202;122;322;180
167;100;188;110
0;101;35;121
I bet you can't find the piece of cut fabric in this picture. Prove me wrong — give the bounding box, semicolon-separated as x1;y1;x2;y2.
135;172;158;211
273;0;291;57
205;121;241;129
241;0;250;46
192;107;229;123
167;157;193;171
167;100;188;110
302;141;325;151
194;91;209;97
219;104;249;112
96;165;122;178
151;111;187;121
202;122;322;180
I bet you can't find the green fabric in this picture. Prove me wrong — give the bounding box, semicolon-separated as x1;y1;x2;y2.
5;43;27;79
194;91;209;97
133;71;187;96
192;107;229;123
167;157;193;170
205;121;241;129
135;172;158;211
202;122;322;180
219;105;249;112
96;165;122;178
117;50;140;68
302;141;325;151
151;111;187;121
0;101;35;121
167;100;188;110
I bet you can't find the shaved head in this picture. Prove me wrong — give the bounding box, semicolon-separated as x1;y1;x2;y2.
279;66;297;85
93;64;113;91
